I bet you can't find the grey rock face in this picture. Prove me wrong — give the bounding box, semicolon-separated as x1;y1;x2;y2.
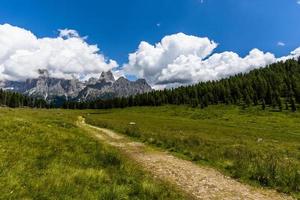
1;70;152;102
86;77;98;85
76;74;152;101
99;71;115;83
112;77;153;98
20;75;84;101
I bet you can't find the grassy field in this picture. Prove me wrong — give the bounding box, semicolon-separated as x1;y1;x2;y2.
0;108;186;199
85;105;300;198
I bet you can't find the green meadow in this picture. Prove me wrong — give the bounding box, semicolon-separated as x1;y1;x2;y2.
85;105;300;198
0;108;186;200
1;105;299;199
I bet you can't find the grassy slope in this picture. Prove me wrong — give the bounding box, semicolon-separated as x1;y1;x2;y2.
85;105;300;198
0;108;186;200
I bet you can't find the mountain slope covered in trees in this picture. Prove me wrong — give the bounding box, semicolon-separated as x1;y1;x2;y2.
0;89;49;108
64;58;300;111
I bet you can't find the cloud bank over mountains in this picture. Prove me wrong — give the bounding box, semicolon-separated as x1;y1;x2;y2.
0;24;300;88
0;24;117;81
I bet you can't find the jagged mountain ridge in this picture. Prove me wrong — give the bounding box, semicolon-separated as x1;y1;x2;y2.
1;70;153;103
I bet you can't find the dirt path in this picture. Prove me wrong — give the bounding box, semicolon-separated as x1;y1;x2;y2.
77;116;293;200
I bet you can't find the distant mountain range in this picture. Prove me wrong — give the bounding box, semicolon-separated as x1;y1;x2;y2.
0;70;152;105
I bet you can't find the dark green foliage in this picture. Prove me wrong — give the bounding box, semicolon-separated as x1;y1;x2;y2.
64;59;300;112
291;97;297;112
262;99;266;110
0;89;49;108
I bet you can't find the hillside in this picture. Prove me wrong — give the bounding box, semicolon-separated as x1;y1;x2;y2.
65;59;300;111
0;89;48;108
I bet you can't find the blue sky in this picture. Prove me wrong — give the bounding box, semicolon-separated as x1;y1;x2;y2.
1;0;299;63
0;0;300;87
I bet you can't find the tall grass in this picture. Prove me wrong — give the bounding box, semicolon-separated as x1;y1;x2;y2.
0;108;186;199
85;105;300;198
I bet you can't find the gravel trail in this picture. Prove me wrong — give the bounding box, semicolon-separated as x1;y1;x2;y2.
78;116;293;200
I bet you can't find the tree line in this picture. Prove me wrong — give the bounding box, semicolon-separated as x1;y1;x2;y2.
0;89;50;108
63;58;300;112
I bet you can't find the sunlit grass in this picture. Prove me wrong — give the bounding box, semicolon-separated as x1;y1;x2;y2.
0;108;186;199
85;105;300;198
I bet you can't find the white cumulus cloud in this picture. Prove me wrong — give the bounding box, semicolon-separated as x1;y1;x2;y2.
157;49;276;86
0;23;117;81
123;33;217;85
123;33;285;88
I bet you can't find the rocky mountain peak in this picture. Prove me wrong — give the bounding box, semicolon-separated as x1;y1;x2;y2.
1;70;152;105
135;79;148;84
86;77;98;85
38;69;50;79
115;76;129;83
99;71;115;83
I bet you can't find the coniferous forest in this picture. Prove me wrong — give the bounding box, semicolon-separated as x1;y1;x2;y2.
3;58;299;111
63;58;300;112
0;89;49;108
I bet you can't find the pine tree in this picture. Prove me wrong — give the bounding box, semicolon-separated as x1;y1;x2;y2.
291;97;297;112
262;99;266;110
